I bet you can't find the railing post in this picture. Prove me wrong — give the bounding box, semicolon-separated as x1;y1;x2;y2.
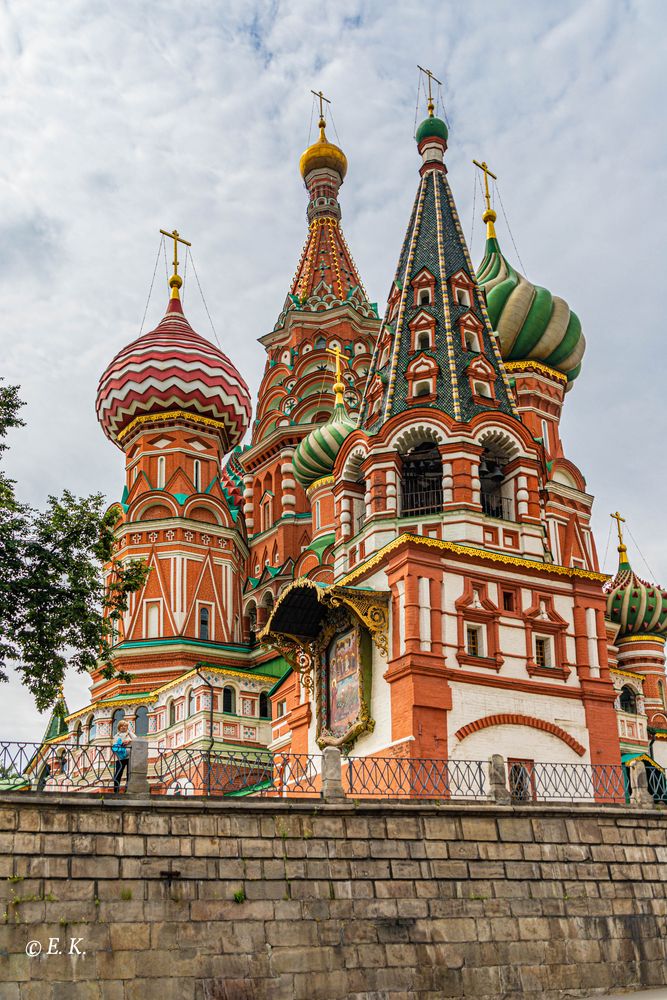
488;754;511;804
125;740;150;799
630;764;655;809
322;747;345;801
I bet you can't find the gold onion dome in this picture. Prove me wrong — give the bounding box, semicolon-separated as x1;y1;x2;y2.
299;116;348;180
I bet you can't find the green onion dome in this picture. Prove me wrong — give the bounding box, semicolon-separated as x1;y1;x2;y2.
415;115;448;144
292;399;356;490
476;234;585;388
605;553;667;641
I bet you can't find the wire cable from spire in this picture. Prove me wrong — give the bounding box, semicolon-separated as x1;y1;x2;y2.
139;236;164;336
493;179;527;276
413;70;423;139
602;516;612;572
626;523;659;582
307;91;316;146
328;106;342;147
469;171;479;259
182;246;188;307
162;236;170;286
187;248;222;349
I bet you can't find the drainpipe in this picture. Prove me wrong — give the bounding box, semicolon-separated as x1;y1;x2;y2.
195;665;214;796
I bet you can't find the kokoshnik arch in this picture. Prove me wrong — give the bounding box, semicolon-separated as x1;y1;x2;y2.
35;86;667;793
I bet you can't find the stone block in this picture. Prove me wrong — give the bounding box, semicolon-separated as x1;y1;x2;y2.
109;922;151;952
422;816;461;840
0;806;17;830
71;857;119;879
497;817;533;842
461;816;497;842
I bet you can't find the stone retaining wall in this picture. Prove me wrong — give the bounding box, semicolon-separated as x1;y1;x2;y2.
1;794;666;998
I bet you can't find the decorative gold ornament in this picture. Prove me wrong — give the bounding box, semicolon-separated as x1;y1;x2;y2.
159;228;191;301
503;360;568;384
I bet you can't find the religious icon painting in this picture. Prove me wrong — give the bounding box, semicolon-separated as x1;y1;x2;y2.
316;620;374;750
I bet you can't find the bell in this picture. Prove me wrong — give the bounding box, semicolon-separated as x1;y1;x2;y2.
487;462;504;485
479;458;491;478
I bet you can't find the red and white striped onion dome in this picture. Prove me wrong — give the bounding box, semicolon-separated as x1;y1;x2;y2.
96;297;252;451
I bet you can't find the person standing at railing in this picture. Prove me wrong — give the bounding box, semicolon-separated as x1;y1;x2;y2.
112;721;136;793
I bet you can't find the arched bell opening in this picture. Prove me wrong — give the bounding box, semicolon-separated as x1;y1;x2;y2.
400;442;443;517
479;448;514;521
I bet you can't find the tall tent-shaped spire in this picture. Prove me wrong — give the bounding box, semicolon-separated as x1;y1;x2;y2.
273;94;376;332
359;103;517;433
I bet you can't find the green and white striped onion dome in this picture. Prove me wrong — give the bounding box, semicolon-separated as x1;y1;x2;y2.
477;235;585;388
605;558;667;640
292;401;356;490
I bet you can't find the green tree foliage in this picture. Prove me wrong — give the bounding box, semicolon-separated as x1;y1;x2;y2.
0;381;150;710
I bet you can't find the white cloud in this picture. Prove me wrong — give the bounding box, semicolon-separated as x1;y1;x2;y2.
1;0;665;735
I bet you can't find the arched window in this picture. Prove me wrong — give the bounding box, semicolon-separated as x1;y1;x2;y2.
87;715;96;743
464;330;480;352
418;288;431;306
135;705;149;737
620;685;638;714
193;459;201;492
314;335;326;350
223;686;236;714
199;606;210;641
259;692;270;719
401;442;443;516
187;689;196;717
659;682;666;709
473;380;491;398
417;331;431;351
157;456;166;489
111;709;125;737
74;722;82;746
168;700;176;727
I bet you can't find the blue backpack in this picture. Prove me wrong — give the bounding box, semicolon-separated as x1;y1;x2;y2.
112;738;128;760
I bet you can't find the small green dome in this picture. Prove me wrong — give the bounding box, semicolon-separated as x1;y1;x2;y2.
292;402;356;490
476;235;585;387
606;561;667;640
416;116;448;144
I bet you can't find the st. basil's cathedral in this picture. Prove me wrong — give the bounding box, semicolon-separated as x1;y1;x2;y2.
45;90;667;793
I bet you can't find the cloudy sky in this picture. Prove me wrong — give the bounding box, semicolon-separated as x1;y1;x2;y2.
1;0;665;737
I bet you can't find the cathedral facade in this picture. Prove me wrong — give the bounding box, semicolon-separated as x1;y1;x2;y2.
51;97;667;794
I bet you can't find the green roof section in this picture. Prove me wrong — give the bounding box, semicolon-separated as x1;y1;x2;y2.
416;115;448;143
306;532;336;562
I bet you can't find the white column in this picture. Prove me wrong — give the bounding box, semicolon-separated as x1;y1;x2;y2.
586;607;600;678
396;579;406;656
280;449;296;518
419;577;431;652
243;474;254;532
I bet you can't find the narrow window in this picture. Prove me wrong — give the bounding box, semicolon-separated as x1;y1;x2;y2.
168;700;176;727
277;699;287;718
535;637;551;667
74;722;82;746
473;380;491;399
464;330;479;352
314;500;321;530
157;456;166;489
417;331;431;351
193;459;201;492
259;692;269;719
146;603;159;638
660;682;666;709
419;288;431;306
87;715;96;742
223;686;236;714
509;759;535;802
455;287;471;307
135;705;149;736
466;625;480;657
502;591;515;613
199;606;210;641
414;380;432;398
541;420;550;450
187;689;196;717
111;709;125;737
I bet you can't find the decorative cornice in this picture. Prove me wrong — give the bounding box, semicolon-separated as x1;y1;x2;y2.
504;360;567;384
338;533;608;586
618;635;666;645
306;475;335;496
66;694;157;723
117;410;229;445
610;667;645;680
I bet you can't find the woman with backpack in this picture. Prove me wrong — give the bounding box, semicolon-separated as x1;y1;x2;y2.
112;720;135;793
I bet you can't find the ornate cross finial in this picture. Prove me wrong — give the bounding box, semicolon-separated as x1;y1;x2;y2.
417;65;442;117
311;89;331;132
473;159;498;239
326;345;346;406
159;229;192;300
611;511;629;564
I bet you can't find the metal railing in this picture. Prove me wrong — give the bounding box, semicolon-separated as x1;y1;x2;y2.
400;488;443;517
343;756;488;800
481;492;515;521
151;747;322;798
507;761;627;804
0;741;119;793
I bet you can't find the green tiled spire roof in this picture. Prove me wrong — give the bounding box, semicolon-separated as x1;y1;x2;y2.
359;136;518;433
476;232;585;386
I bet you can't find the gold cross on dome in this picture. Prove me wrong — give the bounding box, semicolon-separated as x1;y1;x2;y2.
417;65;443;117
160;229;192;299
611;511;626;548
311;89;331;129
326;345;346;405
473;160;497;215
